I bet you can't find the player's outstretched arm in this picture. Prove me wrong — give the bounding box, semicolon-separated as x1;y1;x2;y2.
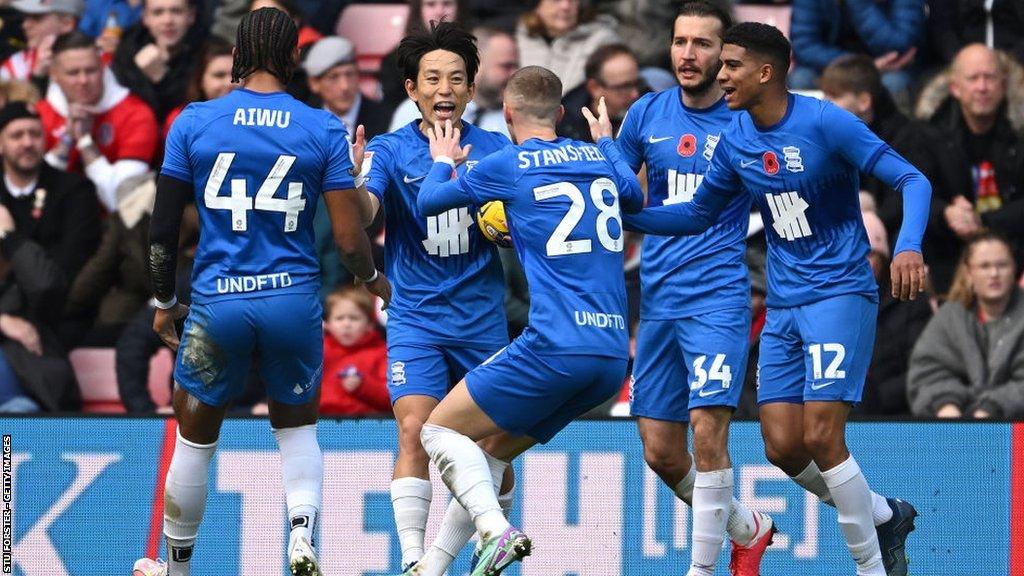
870;147;932;301
596;136;643;214
324;188;392;307
622;181;733;236
148;173;191;350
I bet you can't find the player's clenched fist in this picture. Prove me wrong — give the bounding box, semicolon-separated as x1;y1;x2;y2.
153;302;189;351
360;271;393;310
890;250;927;301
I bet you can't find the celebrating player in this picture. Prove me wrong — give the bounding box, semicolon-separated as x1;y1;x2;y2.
613;3;774;574
357;22;514;574
132;8;390;576
622;23;925;576
415;66;643;576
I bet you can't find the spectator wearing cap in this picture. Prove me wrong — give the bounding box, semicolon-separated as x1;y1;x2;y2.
0;101;101;412
305;37;388;299
39;31;158;213
110;0;205;123
1;0;83;91
859;208;933;415
304;36;390;139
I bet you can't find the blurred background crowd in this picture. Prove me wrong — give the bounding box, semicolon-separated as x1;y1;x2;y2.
0;0;1020;421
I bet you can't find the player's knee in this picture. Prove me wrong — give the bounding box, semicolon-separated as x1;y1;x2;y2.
802;421;844;460
642;439;684;477
763;434;804;471
398;413;429;452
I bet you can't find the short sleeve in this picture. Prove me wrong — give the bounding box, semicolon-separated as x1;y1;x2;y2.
821;102;888;173
322;115;356;192
160;105;192;182
458;149;514;204
117;97;159;163
364;137;393;201
615;100;645;172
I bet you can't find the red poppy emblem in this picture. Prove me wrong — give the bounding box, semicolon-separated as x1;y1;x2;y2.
763;151;780;175
677;134;697;157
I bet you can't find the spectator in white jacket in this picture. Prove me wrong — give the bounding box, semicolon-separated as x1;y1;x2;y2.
515;0;620;94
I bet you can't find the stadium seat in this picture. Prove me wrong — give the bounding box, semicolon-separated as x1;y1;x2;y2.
71;347;175;412
70;348;124;413
147;348;174;407
335;3;409;74
733;5;792;39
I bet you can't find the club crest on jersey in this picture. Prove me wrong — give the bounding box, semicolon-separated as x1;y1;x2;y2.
783;146;804;172
465;160;479;172
98;122;114;146
677;134;697;157
762;151;780;175
703;134;720;161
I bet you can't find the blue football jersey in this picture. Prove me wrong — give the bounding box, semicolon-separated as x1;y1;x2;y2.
701;94;885;307
450;137;644;357
618;90;751;319
161;88;355;304
364;121;509;348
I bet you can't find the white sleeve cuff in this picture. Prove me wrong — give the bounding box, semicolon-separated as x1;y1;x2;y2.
434;156;456;167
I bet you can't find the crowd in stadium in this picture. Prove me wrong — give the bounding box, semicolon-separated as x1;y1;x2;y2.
0;0;1020;419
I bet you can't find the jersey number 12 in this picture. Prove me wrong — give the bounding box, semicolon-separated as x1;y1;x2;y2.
533;177;623;257
204;152;307;233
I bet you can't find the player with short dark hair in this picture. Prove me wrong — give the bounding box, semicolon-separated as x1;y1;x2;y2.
612;4;776;574
621;22;927;576
414;65;643;576
357;21;515;575
132;8;390;576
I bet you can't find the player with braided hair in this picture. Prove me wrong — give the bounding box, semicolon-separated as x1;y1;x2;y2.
132;8;390;576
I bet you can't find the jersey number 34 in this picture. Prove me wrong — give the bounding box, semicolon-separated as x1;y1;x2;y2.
203;152;307;233
534;177;623;257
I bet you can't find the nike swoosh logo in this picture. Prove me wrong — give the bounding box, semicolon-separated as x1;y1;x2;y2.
811;381;835;390
740;159;759;168
697;388;726;398
648;135;673;143
403;174;425;183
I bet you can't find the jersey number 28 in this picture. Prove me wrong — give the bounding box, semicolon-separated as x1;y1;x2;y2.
533;177;623;257
204;152;307;233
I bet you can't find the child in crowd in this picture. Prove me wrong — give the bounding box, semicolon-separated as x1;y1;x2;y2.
319;286;390;416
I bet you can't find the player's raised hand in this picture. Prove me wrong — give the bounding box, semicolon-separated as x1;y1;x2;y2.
890;250;927;301
349;124;367;178
361;271;393;310
582;96;614;142
153;302;190;351
428;119;472;164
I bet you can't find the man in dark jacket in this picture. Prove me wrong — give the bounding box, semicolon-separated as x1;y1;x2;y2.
821;54;963;293
110;0;205;123
927;45;1024;280
0;101;101;411
557;43;642;142
927;0;1024;66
